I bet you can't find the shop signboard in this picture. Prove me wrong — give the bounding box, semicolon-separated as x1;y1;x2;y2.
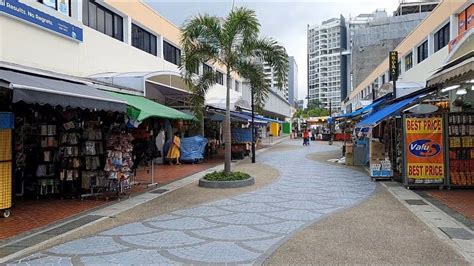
0;0;83;42
405;116;444;184
389;51;398;82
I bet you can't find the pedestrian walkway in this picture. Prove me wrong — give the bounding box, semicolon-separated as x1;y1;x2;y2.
11;140;375;264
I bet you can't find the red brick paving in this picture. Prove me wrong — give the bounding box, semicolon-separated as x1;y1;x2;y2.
427;190;474;220
0;153;225;241
0;199;106;240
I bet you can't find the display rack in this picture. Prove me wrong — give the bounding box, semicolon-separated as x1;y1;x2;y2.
81;121;106;199
36;124;59;197
447;112;474;188
58;121;81;198
104;129;134;198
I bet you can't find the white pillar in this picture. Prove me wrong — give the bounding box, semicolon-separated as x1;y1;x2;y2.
157;35;163;58
72;0;82;22
428;33;434;56
449;14;458;40
123;16;132;45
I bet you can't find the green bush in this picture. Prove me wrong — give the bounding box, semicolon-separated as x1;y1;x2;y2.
203;171;251;181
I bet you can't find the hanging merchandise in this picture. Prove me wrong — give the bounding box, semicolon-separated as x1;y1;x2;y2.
58;120;82;197
447;112;474;187
104;129;134;196
81;121;106;193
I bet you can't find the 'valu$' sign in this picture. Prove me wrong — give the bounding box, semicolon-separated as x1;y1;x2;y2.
405;116;444;184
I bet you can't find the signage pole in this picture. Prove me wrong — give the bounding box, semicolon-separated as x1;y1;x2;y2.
251;86;256;163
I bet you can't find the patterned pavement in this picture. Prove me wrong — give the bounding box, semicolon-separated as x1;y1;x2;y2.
12;140;376;265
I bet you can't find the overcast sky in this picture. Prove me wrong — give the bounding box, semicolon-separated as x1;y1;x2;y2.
146;0;400;101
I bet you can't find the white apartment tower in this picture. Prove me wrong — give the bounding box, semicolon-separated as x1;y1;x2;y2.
307;16;347;112
263;62;289;102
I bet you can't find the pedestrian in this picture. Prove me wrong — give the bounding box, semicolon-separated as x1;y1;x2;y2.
167;132;181;165
303;129;310;146
291;127;296;139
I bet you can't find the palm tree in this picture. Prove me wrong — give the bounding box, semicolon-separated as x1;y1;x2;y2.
185;71;216;136
180;7;288;174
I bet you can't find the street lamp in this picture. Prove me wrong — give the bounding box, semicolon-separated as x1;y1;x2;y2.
251;86;256;163
328;99;333;145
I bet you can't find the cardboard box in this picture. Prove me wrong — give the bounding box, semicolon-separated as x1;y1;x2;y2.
346;154;354;166
345;144;354;154
370;140;385;160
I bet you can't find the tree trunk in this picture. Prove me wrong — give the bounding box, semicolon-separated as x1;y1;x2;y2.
224;67;232;174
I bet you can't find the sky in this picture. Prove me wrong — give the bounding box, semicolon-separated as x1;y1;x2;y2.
147;0;400;102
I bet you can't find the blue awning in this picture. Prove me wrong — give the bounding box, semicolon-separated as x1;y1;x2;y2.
255;115;284;124
336;94;390;119
357;94;425;127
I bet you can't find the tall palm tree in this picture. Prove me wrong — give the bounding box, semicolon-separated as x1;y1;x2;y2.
180;7;288;174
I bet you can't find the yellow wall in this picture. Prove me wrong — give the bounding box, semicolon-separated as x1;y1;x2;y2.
348;0;466;101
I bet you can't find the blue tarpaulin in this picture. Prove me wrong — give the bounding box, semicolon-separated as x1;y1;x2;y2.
231;128;252;143
356;94;425;127
180;136;208;163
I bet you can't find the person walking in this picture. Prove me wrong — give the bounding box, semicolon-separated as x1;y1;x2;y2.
167;132;181;165
303;129;310;146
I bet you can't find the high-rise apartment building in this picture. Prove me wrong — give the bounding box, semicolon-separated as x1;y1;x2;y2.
263;62;289;102
288;56;298;105
307;16;347;111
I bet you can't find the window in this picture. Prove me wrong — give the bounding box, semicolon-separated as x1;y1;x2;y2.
417;40;428;63
434;23;450;52
235;80;240;92
163;40;181;65
203;64;213;74
381;74;385;85
397;61;401;76
132;24;157;56
216;71;224;85
82;0;123;41
38;0;71;16
405;52;413;71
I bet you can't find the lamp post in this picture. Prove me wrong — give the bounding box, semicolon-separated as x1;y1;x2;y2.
328;99;333;145
251;86;256;163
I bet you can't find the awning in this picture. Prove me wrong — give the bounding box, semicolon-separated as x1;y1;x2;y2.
106;91;196;122
336;94;389;119
427;51;474;88
0;69;126;112
231;112;267;125
357;93;426;127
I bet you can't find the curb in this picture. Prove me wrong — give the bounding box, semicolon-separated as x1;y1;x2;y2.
198;176;255;188
0;137;287;263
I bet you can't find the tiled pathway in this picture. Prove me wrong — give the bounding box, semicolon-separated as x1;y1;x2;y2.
12;141;376;265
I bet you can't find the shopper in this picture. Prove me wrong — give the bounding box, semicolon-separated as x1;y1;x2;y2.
167;132;181;165
303;129;310;146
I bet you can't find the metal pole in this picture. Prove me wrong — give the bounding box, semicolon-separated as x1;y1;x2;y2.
329;99;333;145
393;78;397;99
251;86;256;163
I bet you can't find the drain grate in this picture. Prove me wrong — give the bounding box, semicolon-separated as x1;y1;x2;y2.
439;227;474;240
405;199;428;205
150;189;169;194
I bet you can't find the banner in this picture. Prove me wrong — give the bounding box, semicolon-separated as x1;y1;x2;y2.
405;116;444;184
0;0;83;42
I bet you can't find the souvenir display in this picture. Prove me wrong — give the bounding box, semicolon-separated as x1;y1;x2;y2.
448;113;474;187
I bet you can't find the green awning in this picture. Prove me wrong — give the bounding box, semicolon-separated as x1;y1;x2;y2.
106;91;196;122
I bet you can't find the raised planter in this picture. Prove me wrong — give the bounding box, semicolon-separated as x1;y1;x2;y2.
199;176;255;188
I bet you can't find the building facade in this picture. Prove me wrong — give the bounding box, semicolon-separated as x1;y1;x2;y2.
263;62;289;102
393;0;440;16
0;0;244;110
307;16;347;112
288;56;298;105
345;0;471;110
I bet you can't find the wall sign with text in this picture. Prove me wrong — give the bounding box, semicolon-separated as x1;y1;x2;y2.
405;116;444;184
0;0;82;42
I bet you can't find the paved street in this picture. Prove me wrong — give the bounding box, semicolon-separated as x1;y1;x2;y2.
12;140;376;264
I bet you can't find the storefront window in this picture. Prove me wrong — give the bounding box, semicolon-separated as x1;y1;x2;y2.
203;64;212;74
417;40;428;63
132;24;157;56
216;71;224;85
38;0;70;16
405;52;413;71
163;41;181;65
434;23;450;52
82;0;123;41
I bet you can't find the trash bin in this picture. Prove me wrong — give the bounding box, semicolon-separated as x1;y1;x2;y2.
0;112;13;218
